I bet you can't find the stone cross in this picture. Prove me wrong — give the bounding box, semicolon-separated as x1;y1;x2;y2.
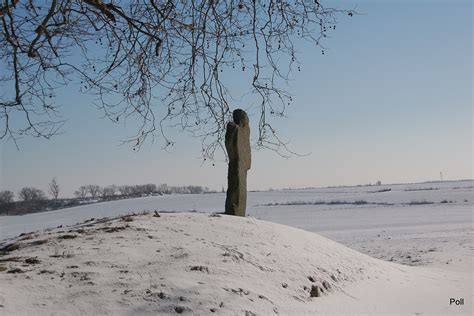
225;109;251;216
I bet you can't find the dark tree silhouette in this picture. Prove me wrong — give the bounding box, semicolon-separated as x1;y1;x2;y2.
0;0;354;157
74;185;88;199
48;177;60;200
18;187;46;201
86;184;101;198
0;190;14;204
101;184;117;198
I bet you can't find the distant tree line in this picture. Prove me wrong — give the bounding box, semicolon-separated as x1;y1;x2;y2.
73;183;210;199
0;179;213;216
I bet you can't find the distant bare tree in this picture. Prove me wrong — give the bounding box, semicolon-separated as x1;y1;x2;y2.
101;185;117;198
74;185;88;199
87;185;101;199
130;185;142;196
118;185;132;196
142;184;157;194
0;0;354;158
0;190;14;204
18;187;45;201
48;177;60;200
158;184;171;195
131;184;157;195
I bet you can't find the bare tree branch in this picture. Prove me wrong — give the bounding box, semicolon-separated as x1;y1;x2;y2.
0;0;355;158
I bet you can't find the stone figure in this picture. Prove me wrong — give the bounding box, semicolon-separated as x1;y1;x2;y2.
225;109;251;216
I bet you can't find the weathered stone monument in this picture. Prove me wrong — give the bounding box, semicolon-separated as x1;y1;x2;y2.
225;109;251;217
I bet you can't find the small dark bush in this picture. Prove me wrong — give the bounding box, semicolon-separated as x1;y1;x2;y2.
370;188;391;193
408;200;434;205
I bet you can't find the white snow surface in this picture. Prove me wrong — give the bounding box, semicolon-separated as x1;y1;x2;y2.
1;180;472;270
0;212;470;315
0;180;472;314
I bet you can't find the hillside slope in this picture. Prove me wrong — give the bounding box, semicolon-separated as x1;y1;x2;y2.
0;212;470;315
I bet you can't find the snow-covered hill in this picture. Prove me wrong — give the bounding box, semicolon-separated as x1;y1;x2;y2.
0;212;470;315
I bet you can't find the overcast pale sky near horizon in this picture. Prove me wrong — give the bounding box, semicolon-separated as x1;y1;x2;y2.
1;0;472;198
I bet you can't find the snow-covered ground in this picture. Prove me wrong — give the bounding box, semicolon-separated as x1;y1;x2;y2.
0;212;471;315
1;180;472;270
250;181;473;273
0;180;472;314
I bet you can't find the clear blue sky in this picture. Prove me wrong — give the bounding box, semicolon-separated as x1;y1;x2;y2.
1;0;472;198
